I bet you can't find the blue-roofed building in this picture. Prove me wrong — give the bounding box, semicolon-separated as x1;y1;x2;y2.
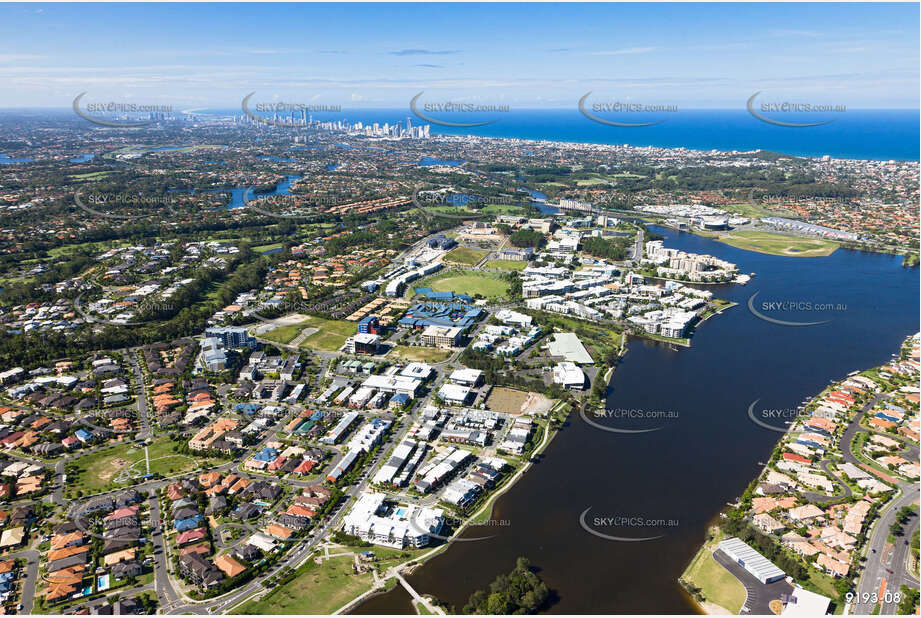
389;393;411;408
233;403;261;415
175;515;203;531
413;288;474;303
397;302;482;330
74;429;94;443
875;412;900;423
309;410;326;421
358;315;380;335
254;447;279;462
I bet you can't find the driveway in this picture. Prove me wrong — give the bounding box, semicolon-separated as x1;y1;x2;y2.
713;548;793;614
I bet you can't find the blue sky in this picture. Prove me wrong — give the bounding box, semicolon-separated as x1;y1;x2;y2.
1;2;918;109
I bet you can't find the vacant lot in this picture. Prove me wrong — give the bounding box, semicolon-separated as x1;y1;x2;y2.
283;315;357;352
485;259;528;271
428;272;509;299
680;529;746;615
716;230;838;257
235;555;373;615
444;247;489;265
390;345;451;363
485;387;530;414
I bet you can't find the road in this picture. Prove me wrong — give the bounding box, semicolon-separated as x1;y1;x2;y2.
6;549;38;614
846;393;920;615
126;347;152;439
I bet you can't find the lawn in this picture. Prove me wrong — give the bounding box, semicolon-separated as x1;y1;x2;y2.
484;259;529;271
253;242;284;254
262;322;305;344
295;315;357;352
680;530;746;614
70;171;115;181
235;555;374;615
390;345;452;363
715;230;839;257
443;247;489;266
427;272;509;299
721;202;795;219
66;436;215;498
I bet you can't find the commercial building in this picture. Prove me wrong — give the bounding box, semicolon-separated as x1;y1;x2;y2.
357;315;380;335
362;374;423;399
341;492;444;548
420;325;464;348
547;332;594;364
204;326;257;349
718;537;786;584
552;362;585;390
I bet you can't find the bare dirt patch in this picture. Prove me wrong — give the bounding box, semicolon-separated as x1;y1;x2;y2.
99;458;129;482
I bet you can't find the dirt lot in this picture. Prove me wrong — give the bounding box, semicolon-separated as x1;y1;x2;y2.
485;387;555;416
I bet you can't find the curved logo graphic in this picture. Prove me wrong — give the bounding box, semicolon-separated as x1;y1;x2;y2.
410;92;497;128
241;92;303;128
240;187;314;220
578;92;666;128
411;185;492;221
74;190;141;220
746;92;834;128
578;507;664;542
579;405;661;434
408;509;496;543
73;92;157;128
747;291;831;327
74;291;146;327
77;408;140;436
747;399;798;433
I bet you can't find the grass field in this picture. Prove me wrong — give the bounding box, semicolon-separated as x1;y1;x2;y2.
428;272;509;299
294;315;357;352
443;247;489;265
390;345;452;363
715;230;838;257
721;202;795;219
253;242;284;254
262;322;304;344
67;436;215;497
680;529;746;614
235;555;374;615
484;259;529;271
71;171;115;181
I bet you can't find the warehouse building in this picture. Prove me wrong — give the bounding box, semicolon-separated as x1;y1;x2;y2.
718;537;786;584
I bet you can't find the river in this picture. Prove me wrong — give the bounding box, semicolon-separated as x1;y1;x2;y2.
353;227;918;614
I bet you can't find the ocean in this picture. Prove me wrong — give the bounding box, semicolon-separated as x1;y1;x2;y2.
201;107;920;161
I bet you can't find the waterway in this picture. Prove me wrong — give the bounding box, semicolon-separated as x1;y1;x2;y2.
171;174;300;209
354;227;919;614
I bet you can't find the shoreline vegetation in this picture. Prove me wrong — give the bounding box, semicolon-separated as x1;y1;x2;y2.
680;337;917;614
